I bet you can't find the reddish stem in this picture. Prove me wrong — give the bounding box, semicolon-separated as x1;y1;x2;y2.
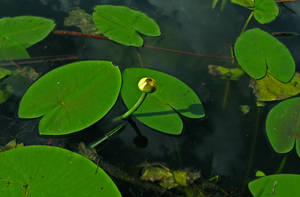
10;61;33;83
52;30;233;60
47;136;53;146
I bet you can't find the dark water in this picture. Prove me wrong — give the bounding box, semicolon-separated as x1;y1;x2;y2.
1;0;300;196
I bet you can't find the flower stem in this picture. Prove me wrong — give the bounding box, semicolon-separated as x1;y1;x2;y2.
89;122;127;149
113;92;147;122
241;11;254;33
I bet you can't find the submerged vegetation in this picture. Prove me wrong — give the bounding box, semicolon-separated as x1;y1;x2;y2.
0;0;299;196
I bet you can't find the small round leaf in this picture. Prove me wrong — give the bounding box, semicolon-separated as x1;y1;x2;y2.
235;28;295;82
18;61;121;135
121;68;205;135
266;97;300;157
93;5;161;47
0;145;121;197
253;0;279;24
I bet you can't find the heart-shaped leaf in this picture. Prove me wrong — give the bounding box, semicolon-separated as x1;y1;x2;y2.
234;28;295;83
266;97;300;157
121;68;205;135
18;61;121;135
0;145;121;197
93;5;161;47
249;174;300;197
231;0;278;24
0;16;55;49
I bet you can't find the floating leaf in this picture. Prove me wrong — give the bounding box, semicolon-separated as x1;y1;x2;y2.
0;16;55;49
231;0;278;24
234;28;295;82
18;61;121;135
250;72;300;102
249;174;300;197
266;97;300;157
0;145;121;197
93;5;161;47
0;36;30;60
208;64;244;80
121;68;204;135
0;68;11;79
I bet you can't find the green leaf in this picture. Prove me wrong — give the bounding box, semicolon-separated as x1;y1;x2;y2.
255;170;266;177
249;174;300;197
121;68;205;135
234;28;295;83
0;85;12;104
266;97;300;157
208;64;244;80
0;68;11;79
0;16;55;49
0;36;30;60
254;0;279;24
231;0;278;24
250;72;300;102
0;145;121;197
18;61;121;135
93;5;161;47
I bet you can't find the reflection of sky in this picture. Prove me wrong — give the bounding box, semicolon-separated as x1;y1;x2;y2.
1;0;300;181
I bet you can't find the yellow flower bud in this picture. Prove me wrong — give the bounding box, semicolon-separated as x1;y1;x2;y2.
138;77;157;93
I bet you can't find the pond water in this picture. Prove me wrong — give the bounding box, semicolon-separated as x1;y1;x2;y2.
1;0;300;196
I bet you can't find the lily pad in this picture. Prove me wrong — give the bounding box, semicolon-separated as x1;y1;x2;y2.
231;0;279;24
0;145;121;197
18;61;121;135
0;36;30;60
0;68;11;79
93;5;161;47
265;97;300;157
0;16;55;49
250;72;300;102
121;68;205;135
249;174;300;197
234;28;295;82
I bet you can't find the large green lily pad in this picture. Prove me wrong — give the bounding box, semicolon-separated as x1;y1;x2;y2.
231;0;278;24
266;97;300;157
249;174;300;197
18;61;121;135
121;68;204;135
234;28;295;83
93;5;161;47
0;145;121;197
250;72;300;102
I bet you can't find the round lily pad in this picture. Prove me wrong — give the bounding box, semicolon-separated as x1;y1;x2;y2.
266;97;300;157
18;61;121;135
0;145;121;197
93;5;161;47
231;0;278;24
121;68;205;135
234;28;295;83
249;174;300;197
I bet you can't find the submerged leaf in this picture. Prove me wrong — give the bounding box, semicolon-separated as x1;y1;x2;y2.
0;68;11;79
266;97;300;157
18;61;121;135
0;145;121;197
235;28;295;82
64;8;100;35
121;68;205;135
93;5;161;47
208;64;244;80
250;72;300;102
